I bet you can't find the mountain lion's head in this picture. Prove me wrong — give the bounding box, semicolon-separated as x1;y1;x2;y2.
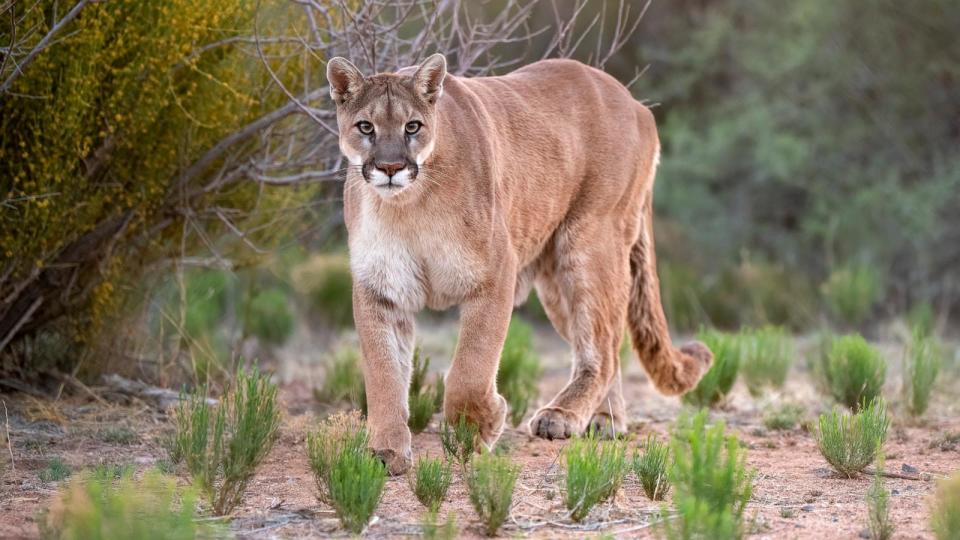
327;54;447;198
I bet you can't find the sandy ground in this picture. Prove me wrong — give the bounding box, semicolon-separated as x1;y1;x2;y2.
1;322;958;539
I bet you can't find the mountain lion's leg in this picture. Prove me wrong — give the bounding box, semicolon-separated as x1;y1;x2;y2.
443;259;514;449
587;361;628;438
529;221;630;439
354;286;415;475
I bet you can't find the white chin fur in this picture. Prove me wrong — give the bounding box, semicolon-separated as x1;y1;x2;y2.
369;168;412;198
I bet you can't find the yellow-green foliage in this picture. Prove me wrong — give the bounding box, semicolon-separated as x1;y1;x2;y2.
291;254;354;328
0;0;313;350
931;472;960;540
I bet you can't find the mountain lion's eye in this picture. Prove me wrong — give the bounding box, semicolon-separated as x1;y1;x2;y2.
405;121;422;135
356;121;374;135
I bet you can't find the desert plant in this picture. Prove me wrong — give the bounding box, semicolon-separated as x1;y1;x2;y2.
466;452;521;536
564;434;628;521
316;345;366;412
663;411;754;540
421;509;458;540
306;411;368;505
824;335;887;410
682;330;741;408
497;319;542;427
40;468;220;540
408;348;440;433
903;327;941;416
172;367;281;515
814;398;890;478
440;415;480;466
632;434;671;501
821;264;882;326
100;427;139;445
241;287;294;346
291;254;354;328
740;326;793;396
327;446;387;534
38;457;72;482
866;456;894;540
762;403;805;431
931;472;960;540
410;456;453;511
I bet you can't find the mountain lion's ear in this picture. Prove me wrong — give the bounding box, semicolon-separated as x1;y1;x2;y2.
413;53;447;104
327;57;365;104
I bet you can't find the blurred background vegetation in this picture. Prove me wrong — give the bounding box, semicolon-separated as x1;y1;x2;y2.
1;0;957;387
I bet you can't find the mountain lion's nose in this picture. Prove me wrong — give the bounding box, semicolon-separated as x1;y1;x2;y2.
375;161;406;177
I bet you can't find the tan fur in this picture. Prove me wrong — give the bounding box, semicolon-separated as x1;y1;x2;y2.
328;54;712;474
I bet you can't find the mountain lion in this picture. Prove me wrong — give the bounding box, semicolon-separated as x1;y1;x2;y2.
327;53;712;474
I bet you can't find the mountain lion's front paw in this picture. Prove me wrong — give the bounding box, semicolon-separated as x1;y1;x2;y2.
372;446;412;475
529;407;585;440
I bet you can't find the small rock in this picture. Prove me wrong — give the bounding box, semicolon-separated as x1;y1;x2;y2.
892;489;900;495
901;463;918;474
801;504;814;513
858;528;871;539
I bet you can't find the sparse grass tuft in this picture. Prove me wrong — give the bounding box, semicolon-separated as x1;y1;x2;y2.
327;445;387;534
410;456;453;511
408;348;440;433
663;410;754;540
564;434;628;521
172;367;281;515
824;335;886;410
99;426;139;445
440;415;480;466
740;326;793;396
814;398;889;478
306;411;368;505
315;345;366;413
39;457;72;483
632;434;671;501
903;327;941;417
762;403;805;431
466;452;521;536
682;330;741;408
421;509;458;540
821;264;882;327
931;472;960;540
40;469;219;540
92;463;135;480
866;455;894;540
497;319;542;427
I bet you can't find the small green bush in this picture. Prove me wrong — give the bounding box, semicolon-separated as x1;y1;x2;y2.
408;348;440;433
632;434;671;501
903;328;941;417
292;254;354;328
440;415;480;466
421;509;458;540
762;403;804;431
172;367;281;515
410;456;453;510
497;319;542;427
824;335;886;410
931;472;960;540
663;411;754;540
821;264;882;327
466;452;521;536
38;457;72;483
740;326;793;396
315;345;366;412
564;434;628;521
40;469;220;540
242;287;294;346
328;446;387;534
814;398;889;478
682;330;741;408
866;456;894;540
92;463;135;480
306;411;368;505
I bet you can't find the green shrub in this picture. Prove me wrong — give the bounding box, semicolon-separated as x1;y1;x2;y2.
497;319;542;427
821;265;882;327
762;403;804;431
40;469;220;540
682;330;741;408
663;411;754;540
903;328;941;416
306;411;368;505
740;326;793;396
38;457;72;483
466;452;521;536
179;270;232;339
632;434;671;501
292;254;354;329
421;510;458;540
440;415;480;466
315;345;366;412
564;434;628;521
242;287;294;346
408;348;440;433
866;456;894;540
931;472;960;540
824;335;886;410
92;463;136;480
328;446;387;534
907;302;936;338
814;398;889;478
410;456;453;511
172;367;281;515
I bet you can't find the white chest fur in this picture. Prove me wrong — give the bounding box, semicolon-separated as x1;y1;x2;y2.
349;199;480;312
